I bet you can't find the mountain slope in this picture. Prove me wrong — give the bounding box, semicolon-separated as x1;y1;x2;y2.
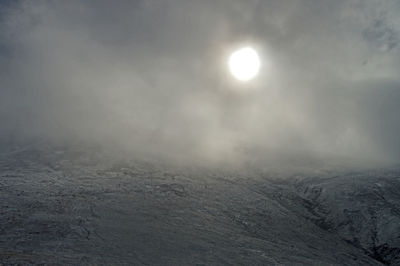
1;144;396;265
294;171;400;265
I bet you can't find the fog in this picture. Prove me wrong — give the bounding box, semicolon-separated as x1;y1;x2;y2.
1;0;399;168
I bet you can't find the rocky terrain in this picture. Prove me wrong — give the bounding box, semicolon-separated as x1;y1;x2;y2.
0;143;399;265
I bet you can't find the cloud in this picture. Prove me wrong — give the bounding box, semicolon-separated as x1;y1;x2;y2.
0;0;399;167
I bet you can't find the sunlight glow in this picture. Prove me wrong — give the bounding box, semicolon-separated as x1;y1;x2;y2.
228;47;260;81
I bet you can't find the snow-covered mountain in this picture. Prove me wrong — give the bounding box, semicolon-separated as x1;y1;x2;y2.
1;143;399;265
294;171;400;265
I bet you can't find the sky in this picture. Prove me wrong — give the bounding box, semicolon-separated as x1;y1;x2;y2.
0;0;399;167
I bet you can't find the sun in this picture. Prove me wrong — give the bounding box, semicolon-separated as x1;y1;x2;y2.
228;47;261;81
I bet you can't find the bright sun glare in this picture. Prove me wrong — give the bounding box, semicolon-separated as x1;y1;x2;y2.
228;47;260;82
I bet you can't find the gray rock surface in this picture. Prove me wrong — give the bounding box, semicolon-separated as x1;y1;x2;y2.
1;143;398;265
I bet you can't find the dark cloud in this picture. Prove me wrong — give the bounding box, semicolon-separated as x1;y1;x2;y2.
0;0;399;167
363;18;400;51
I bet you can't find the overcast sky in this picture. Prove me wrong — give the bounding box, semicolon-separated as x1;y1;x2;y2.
0;0;399;167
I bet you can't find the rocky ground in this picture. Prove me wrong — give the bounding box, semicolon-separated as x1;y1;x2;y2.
0;143;399;265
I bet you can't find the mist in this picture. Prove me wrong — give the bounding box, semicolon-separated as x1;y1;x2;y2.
1;0;399;168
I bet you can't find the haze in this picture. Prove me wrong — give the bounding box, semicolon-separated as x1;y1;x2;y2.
1;0;400;168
